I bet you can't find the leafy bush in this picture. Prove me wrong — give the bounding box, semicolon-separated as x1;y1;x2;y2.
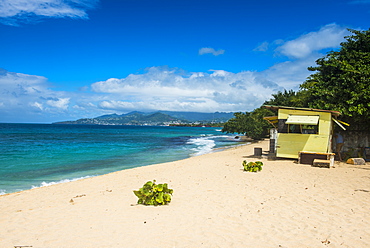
243;160;263;172
133;180;173;206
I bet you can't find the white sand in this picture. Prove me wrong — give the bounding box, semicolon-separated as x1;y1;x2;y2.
1;140;369;247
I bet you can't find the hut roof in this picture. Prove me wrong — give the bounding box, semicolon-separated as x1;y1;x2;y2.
262;105;341;117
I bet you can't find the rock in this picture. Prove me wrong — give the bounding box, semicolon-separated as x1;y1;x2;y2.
346;158;366;165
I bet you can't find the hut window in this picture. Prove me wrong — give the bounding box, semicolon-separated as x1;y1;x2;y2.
278;119;288;133
278;115;319;134
301;125;318;134
285;115;319;125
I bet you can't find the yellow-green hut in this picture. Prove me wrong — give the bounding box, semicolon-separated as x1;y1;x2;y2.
263;105;346;161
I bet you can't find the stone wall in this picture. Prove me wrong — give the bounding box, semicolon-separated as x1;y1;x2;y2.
333;131;370;160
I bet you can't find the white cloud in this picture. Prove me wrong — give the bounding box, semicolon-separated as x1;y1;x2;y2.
276;23;350;59
46;97;70;110
88;33;334;113
0;24;352;122
0;69;76;122
255;24;352;89
263;55;320;89
199;47;225;56
91;66;282;113
253;39;284;52
0;0;99;25
30;101;43;111
254;41;269;52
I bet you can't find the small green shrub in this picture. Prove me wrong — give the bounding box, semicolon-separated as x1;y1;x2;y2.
243;160;263;172
133;180;173;206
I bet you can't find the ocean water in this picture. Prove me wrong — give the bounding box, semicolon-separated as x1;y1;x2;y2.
0;123;246;195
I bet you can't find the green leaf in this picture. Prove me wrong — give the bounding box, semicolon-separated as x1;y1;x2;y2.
144;181;154;187
152;184;158;192
163;193;171;202
156;184;164;192
133;190;143;198
133;180;173;206
256;161;263;167
156;192;164;204
243;161;263;172
142;189;151;196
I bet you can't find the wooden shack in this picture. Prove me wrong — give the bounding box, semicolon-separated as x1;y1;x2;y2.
263;105;347;166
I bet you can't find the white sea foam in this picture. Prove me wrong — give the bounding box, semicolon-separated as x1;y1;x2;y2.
0;189;7;195
31;176;91;189
187;137;216;156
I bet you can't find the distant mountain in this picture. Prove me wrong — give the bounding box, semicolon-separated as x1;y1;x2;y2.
96;111;234;122
95;113;122;119
157;111;234;122
96;111;146;119
54;112;185;126
53;111;234;126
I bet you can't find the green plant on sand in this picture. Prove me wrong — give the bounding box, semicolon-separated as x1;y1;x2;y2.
133;180;173;206
243;160;263;172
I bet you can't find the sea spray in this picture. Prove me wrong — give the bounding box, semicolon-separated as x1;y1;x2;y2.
187;136;216;156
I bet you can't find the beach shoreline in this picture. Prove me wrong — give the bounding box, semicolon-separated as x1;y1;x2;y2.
0;137;251;197
0;124;246;196
1;140;369;247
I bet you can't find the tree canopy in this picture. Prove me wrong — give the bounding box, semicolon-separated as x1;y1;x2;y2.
300;28;370;127
222;108;273;140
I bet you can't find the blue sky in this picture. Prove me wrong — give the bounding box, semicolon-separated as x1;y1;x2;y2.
0;0;369;123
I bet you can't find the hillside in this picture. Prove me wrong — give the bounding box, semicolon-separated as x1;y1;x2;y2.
53;111;234;126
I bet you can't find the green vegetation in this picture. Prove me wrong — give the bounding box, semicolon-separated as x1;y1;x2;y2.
243;161;263;172
133;180;173;206
222;108;274;140
264;89;308;109
300;29;370;128
222;28;370;137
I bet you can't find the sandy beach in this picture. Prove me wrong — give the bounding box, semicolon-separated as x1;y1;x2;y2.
1;140;369;248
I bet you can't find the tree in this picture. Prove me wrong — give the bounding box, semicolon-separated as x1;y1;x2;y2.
222;112;249;136
299;29;370;128
222;108;273;140
264;89;302;107
247;108;275;139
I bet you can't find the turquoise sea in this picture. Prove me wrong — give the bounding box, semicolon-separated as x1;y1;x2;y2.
0;123;246;194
